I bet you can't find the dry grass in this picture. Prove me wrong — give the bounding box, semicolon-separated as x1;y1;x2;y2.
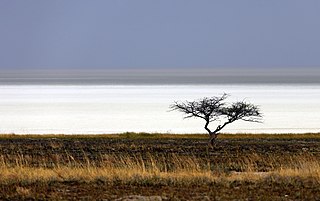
0;152;319;186
0;134;319;200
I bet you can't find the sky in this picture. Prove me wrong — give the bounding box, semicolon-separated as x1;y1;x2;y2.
0;0;320;70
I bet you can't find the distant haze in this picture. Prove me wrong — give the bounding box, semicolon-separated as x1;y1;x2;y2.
1;68;320;85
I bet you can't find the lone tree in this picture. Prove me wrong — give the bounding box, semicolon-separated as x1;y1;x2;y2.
170;94;262;145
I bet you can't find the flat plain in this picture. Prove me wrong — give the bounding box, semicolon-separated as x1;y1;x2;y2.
0;133;319;200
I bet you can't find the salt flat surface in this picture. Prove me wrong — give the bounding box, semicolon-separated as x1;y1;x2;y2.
0;84;319;134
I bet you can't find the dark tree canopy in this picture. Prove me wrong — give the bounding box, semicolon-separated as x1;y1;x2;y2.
170;94;262;145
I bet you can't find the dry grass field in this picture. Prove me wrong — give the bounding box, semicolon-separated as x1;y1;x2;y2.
0;133;319;200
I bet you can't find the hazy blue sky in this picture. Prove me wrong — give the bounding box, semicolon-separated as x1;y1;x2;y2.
1;0;320;70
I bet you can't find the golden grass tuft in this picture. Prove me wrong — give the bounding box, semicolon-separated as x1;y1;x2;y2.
0;152;319;186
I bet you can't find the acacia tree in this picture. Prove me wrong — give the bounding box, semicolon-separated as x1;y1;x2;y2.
170;94;262;145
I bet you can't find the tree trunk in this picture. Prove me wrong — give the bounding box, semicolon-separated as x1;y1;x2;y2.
209;132;218;146
204;120;220;146
204;120;211;134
